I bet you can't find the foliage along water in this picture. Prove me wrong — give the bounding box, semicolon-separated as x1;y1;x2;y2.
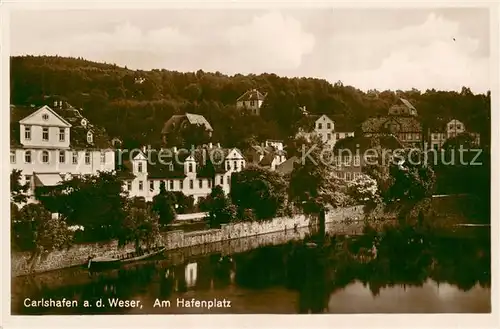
12;225;490;314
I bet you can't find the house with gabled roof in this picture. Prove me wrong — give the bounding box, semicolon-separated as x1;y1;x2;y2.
295;114;354;148
362;98;423;149
236;89;267;115
10;101;115;204
246;140;287;171
161;112;213;145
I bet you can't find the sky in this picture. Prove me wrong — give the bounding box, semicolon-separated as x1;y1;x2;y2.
10;8;491;93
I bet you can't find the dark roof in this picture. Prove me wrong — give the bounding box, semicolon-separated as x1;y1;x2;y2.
161;113;213;134
237;89;266;102
361;116;422;133
10;103;112;149
276;156;299;174
127;146;245;180
334;135;403;153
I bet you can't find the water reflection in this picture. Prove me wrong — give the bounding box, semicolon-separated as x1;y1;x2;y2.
12;226;490;314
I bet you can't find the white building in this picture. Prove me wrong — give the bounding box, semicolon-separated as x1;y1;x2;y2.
10;103;115;204
119;144;246;203
297;114;354;148
236;89;266;116
247;140;287;171
429;119;480;149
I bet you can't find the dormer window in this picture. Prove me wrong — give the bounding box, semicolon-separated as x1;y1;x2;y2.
168;163;174;171
81;119;87;127
138;162;143;173
87;131;93;144
42;113;49;121
188;163;193;173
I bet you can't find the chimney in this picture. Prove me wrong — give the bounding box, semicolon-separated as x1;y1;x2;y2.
208;142;213;148
216;143;221;148
141;146;146;153
172;146;177;153
59;101;63;108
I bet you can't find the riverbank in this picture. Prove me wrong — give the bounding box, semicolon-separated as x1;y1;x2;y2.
12;206;365;277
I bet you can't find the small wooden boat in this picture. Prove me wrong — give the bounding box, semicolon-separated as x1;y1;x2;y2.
119;246;166;264
87;246;166;272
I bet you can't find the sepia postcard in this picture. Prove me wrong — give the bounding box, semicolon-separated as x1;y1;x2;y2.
1;1;498;328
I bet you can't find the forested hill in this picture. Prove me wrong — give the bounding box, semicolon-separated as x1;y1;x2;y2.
10;55;491;150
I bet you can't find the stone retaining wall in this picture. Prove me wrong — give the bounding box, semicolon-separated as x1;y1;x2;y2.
11;205;365;277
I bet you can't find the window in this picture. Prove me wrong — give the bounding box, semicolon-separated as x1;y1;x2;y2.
227;175;230;185
10;150;16;164
127;181;132;191
139;181;143;191
327;123;331;129
354;156;360;166
208;179;212;188
24;150;31;163
85;151;91;165
87;132;93;144
457;124;462;130
346;172;352;181
150;180;154;191
100;152;106;164
42;150;49;163
344;156;351;166
169;180;174;190
180;180;184;189
199;179;203;189
138;162;143;173
59;151;65;163
401;134;406;140
42;113;49;121
317;123;322;129
220;176;224;185
335;156;341;167
327;133;331;140
189;180;194;189
407;133;412;140
72;151;78;164
24;126;31;140
188;163;193;173
336;133;340;139
42;127;49;141
226;162;231;171
25;175;31;189
59;128;65;142
233;161;237;170
250;100;255;106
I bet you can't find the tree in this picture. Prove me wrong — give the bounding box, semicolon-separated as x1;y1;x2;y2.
152;181;177;227
11;169;29;204
231;165;288;220
15;203;73;270
36;171;128;242
119;199;160;251
442;132;477;150
202;186;237;228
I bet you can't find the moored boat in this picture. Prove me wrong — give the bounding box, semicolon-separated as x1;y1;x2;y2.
87;246;166;272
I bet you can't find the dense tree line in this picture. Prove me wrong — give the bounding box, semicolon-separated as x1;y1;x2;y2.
11;56;491;150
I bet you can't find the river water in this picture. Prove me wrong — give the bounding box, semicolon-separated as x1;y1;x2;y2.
12;225;490;314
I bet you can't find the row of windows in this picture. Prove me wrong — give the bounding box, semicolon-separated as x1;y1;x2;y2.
319;132;353;141
317;122;332;130
334;171;362;181
10;150;106;165
126;176;231;192
226;160;245;171
23;126;93;143
399;133;421;141
334;156;361;167
448;123;463;130
134;160;246;174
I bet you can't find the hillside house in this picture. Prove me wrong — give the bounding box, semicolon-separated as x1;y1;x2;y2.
362;98;422;149
247;140;287;171
161;113;213;145
236;89;266;115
